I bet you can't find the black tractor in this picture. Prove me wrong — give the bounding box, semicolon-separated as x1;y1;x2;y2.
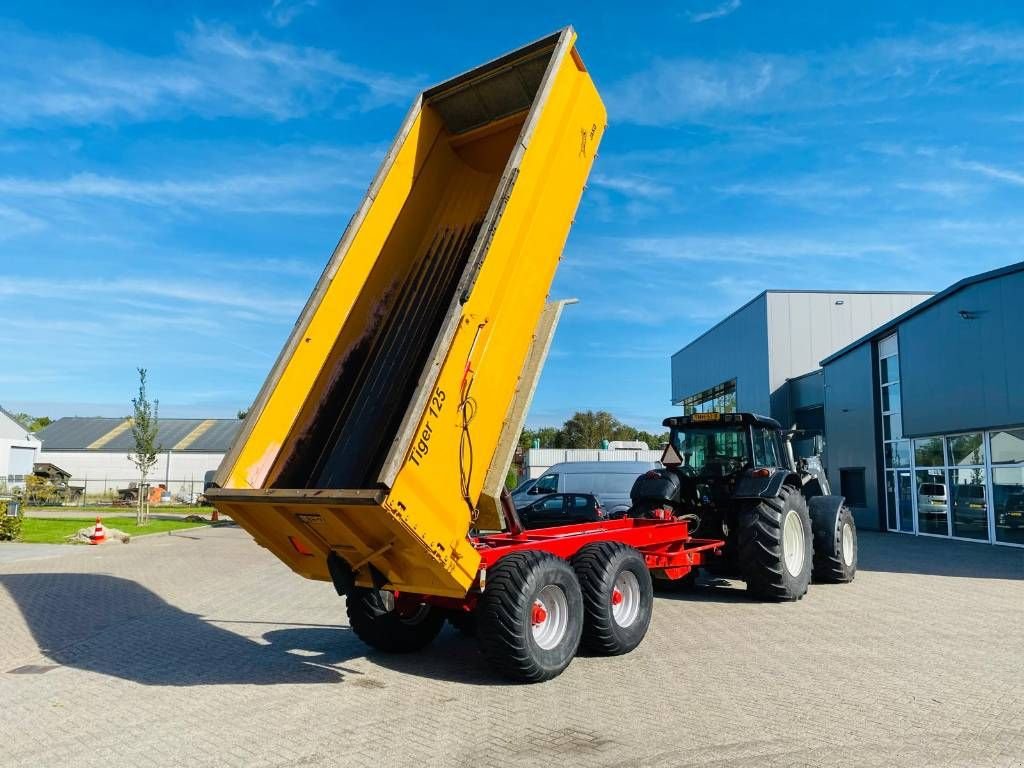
629;412;857;600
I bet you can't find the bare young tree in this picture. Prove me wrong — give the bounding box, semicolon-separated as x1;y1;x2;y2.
128;368;160;526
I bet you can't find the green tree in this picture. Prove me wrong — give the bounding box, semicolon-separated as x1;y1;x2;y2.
561;410;620;449
11;413;52;432
128;368;161;526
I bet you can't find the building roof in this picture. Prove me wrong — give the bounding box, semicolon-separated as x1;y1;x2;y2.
36;417;243;453
671;289;933;359
820;261;1024;366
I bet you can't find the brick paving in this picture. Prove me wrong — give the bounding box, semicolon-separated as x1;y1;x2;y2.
1;526;1021;767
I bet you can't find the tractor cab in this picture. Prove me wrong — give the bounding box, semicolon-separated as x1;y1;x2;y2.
663;412;792;476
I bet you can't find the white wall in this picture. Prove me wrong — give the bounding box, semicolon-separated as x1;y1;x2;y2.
0;411;41;489
37;450;224;497
524;448;663;479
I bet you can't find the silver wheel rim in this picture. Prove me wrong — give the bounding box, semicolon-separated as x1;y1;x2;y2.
841;522;854;567
782;509;806;577
377;590;429;625
531;585;569;651
611;570;641;628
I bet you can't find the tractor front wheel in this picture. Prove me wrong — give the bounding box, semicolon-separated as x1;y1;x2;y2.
477;551;583;683
346;588;445;653
812;504;858;583
738;485;813;601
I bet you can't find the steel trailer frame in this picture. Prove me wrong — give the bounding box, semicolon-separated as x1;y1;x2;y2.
406;518;725;613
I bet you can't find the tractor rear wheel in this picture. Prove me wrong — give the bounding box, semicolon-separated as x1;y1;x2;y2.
812;504;858;583
573;542;653;655
477;551;583;683
738;485;813;601
346;588;445;653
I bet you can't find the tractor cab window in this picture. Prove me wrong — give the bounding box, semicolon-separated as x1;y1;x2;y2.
671;426;750;475
753;428;781;468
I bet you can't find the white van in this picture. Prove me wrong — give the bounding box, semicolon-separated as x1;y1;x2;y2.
514;461;660;516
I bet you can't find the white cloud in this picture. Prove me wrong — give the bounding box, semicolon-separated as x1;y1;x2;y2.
607;56;795;126
606;26;1024;126
0;277;303;318
0;143;381;215
590;174;673;199
0;20;420;126
954;160;1024;187
689;0;742;24
265;0;318;28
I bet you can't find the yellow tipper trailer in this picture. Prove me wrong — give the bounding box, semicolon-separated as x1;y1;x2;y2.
209;28;607;599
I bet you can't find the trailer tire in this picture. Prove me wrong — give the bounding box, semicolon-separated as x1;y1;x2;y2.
477;551;583;683
346;588;445;653
738;485;813;601
812;504;857;583
573;543;653;655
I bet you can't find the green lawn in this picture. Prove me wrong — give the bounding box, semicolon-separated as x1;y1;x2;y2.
18;517;213;544
25;505;214;515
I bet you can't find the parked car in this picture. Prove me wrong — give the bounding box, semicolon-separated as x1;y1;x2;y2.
953;484;988;529
998;492;1024;529
516;493;607;530
516;461;660;515
917;482;948;517
508;477;538;505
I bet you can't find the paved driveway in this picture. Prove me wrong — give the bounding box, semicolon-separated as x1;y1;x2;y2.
2;526;1021;767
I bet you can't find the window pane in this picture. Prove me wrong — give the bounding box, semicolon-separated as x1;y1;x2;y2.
993;466;1024;545
535;474;558;493
540;497;563;511
916;469;948;535
878;334;898;358
991;429;1024;464
573;495;590;509
881;355;900;385
882;383;901;413
948;434;985;466
951;469;988;540
897;471;914;532
883;414;903;442
913;437;944;467
886;472;898;529
885;441;910;468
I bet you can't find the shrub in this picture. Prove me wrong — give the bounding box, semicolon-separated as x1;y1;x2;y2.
0;499;23;541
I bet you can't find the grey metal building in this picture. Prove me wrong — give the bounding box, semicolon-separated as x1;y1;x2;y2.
822;262;1024;546
670;290;931;429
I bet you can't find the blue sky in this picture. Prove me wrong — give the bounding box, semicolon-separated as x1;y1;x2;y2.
2;1;1023;430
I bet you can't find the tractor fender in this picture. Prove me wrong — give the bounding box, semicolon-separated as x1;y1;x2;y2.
733;469;801;500
807;495;847;536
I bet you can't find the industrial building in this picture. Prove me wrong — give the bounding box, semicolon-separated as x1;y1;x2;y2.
0;407;41;491
35;417;242;499
671;263;1024;547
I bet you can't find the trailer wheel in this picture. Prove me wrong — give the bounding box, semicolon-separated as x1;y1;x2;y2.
346;588;445;653
812;504;857;583
477;551;583;683
573;542;653;655
738;485;813;601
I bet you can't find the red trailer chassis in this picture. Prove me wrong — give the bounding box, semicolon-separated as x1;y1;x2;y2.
407;518;725;613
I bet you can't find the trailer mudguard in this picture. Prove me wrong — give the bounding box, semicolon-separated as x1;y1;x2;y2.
733;469;802;500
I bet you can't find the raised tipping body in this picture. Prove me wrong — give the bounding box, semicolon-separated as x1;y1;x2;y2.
210;28;610;598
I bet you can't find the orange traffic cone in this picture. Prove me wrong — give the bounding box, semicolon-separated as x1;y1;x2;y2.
90;516;106;545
